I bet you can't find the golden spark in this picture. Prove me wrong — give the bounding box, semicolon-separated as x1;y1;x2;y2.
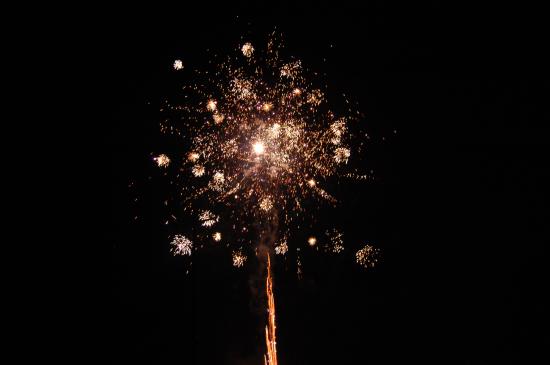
241;42;254;57
154;154;170;167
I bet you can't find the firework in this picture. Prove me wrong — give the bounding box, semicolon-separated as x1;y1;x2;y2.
199;210;219;227
154;154;170;167
159;35;369;269
232;250;247;267
173;59;184;70
356;244;380;269
326;228;344;253
170;235;192;256
274;240;288;255
241;42;254;57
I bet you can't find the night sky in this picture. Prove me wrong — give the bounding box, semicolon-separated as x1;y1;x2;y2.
106;3;548;364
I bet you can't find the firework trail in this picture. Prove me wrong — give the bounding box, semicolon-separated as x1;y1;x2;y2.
264;254;278;365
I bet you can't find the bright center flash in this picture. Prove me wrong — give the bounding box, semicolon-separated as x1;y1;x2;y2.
253;141;266;155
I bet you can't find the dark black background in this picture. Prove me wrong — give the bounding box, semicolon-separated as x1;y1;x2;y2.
103;3;548;364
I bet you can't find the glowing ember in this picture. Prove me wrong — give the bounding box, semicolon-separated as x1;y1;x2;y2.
308;236;317;246
213;232;222;242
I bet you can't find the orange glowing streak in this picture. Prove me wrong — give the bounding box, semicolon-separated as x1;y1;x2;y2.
264;255;278;365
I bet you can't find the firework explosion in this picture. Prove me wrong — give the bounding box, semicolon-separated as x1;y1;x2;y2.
157;33;379;272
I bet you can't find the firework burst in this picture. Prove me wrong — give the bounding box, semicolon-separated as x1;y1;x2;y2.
157;33;379;270
356;244;381;269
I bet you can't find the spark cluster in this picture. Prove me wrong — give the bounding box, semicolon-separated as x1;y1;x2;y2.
158;34;380;271
170;235;193;256
356;244;381;269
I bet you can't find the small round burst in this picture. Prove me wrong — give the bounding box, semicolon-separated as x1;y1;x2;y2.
206;99;217;111
306;89;323;106
213;113;225;124
330;119;347;145
154;154;171;167
308;236;317;246
260;196;274;211
199;210;219;227
275;240;288;255
232;250;247;267
170;235;192;256
356;244;380;269
261;102;273;112
241;42;254;57
334;147;351;164
173;59;184;70
188;152;200;162
210;171;225;191
213;232;222;242
192;164;205;177
292;88;302;96
307;178;316;187
326;228;344;253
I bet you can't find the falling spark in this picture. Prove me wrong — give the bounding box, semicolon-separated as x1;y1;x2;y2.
170;235;192;256
264;255;278;365
213;232;222;242
356;244;381;268
154;154;170;167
